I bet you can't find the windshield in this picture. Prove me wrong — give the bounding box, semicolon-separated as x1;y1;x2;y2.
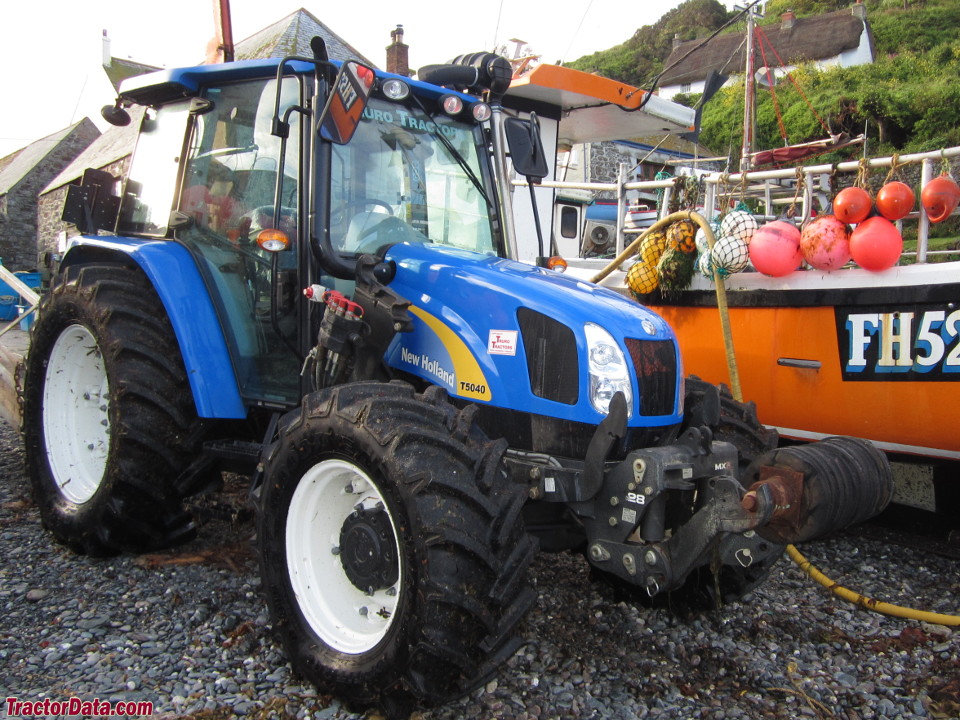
329;98;498;256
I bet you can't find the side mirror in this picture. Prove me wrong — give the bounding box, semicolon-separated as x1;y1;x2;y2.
318;61;376;145
503;114;549;180
101;101;131;127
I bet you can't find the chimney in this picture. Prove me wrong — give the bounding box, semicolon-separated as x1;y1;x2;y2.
386;25;409;76
672;33;682;51
781;10;795;30
102;29;112;68
852;0;866;21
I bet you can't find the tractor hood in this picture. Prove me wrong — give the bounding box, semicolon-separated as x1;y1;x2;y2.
382;242;683;427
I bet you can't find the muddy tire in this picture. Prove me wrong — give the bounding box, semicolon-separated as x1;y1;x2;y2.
22;263;201;555
257;382;536;714
683;375;778;471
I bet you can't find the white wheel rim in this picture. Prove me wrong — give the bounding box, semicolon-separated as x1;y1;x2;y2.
286;459;402;654
42;324;111;505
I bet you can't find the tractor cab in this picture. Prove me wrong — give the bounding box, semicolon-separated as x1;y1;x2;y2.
70;54;513;410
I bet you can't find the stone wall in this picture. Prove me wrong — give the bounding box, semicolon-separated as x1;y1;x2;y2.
0;120;100;270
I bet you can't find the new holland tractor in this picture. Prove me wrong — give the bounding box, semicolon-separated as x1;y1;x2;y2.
21;41;892;714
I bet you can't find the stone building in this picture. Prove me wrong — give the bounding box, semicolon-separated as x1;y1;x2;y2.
0;119;100;269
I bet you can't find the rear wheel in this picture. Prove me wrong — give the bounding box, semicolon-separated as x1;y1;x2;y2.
257;382;536;713
22;264;201;555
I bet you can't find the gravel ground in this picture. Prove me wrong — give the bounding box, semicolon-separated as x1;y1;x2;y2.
1;412;959;720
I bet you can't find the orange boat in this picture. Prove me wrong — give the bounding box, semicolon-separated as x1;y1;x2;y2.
646;261;960;461
502;63;960;516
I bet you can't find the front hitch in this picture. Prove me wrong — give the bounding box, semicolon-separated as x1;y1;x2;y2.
580;434;893;598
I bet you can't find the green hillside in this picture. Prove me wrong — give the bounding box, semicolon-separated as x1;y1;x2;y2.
568;0;960;159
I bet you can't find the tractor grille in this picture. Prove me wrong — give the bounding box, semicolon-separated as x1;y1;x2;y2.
624;338;677;416
517;308;578;405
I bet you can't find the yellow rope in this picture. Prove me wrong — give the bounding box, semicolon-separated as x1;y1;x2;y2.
590;211;743;401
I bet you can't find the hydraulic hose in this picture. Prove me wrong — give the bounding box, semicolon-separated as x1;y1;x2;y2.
593;209;960;627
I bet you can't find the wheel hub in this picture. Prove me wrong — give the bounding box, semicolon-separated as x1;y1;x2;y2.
339;505;399;594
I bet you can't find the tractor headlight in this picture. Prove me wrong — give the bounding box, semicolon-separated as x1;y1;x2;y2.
585;323;633;417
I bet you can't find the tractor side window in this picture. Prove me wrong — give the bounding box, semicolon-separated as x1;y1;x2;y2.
117;102;193;236
180;80;300;240
176;76;303;406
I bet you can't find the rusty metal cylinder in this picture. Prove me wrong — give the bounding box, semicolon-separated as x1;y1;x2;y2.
747;436;893;545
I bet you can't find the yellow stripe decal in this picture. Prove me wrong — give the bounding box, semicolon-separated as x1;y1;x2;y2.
409;305;491;401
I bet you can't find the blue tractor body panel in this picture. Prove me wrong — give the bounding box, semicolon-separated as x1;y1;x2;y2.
382;243;683;427
62;236;247;419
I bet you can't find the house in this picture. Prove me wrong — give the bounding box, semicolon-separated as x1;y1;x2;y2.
0;119;100;270
38;8;374;257
658;1;874;100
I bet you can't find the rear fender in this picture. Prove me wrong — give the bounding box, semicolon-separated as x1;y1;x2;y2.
60;237;246;419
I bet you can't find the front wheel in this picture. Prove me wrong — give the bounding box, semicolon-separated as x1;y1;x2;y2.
257;382;536;713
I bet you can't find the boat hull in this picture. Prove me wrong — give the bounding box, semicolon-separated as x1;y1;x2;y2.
640;262;960;460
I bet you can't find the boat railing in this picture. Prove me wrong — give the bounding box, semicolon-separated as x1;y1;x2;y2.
515;145;960;266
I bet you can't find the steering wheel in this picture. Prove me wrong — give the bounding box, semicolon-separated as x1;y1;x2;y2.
354;215;428;254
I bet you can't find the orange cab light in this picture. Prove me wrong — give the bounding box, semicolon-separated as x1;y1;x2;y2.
546;256;568;272
257;228;290;252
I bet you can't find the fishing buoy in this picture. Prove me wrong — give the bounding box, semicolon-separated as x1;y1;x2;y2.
657;246;696;290
921;173;960;223
639;230;669;266
876;181;915;221
696;250;715;280
695;220;720;254
719;210;758;244
667;220;698;254
711;234;750;273
800;215;851;271
850;216;902;271
749;220;803;277
626;258;659;296
832;186;873;224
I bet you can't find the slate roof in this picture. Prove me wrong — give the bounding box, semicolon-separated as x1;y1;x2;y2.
660;8;870;87
104;58;162;92
42;108;145;196
0;119;99;196
234;8;374;66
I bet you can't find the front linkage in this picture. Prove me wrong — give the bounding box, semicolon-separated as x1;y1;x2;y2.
507;390;892;603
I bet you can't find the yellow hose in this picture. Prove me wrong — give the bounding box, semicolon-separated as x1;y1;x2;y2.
593;208;960;626
786;543;960;626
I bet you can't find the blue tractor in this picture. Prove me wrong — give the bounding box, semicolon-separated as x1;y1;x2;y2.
21;42;892;714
